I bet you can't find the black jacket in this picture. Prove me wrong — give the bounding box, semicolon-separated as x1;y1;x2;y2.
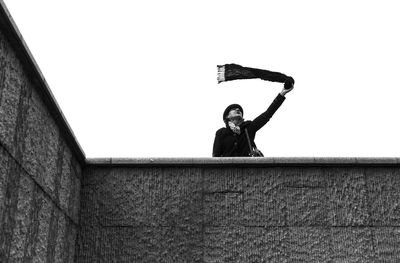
212;93;285;157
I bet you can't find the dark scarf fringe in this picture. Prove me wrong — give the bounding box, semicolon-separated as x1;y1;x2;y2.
217;63;288;84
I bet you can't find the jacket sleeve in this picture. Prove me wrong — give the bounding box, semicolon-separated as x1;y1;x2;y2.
212;130;223;157
250;93;286;132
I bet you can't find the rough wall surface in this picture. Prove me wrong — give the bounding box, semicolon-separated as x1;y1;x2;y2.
2;1;400;262
78;164;400;262
0;8;84;262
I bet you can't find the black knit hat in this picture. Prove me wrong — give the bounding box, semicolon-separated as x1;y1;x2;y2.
223;104;243;121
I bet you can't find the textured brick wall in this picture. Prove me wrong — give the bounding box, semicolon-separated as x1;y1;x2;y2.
78;163;400;262
0;9;84;262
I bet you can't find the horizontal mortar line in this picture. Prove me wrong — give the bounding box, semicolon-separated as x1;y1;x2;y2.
282;185;326;189
200;224;400;228
222;225;400;228
99;224;400;229
203;190;244;195
0;141;79;226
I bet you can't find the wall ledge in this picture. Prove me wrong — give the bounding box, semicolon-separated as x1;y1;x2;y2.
86;157;400;168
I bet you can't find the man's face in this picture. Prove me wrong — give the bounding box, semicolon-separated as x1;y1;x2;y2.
227;108;243;120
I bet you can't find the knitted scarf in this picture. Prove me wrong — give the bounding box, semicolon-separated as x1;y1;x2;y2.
228;121;241;135
217;63;289;84
227;116;244;135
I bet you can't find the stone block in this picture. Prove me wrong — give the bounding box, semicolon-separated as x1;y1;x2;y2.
14;184;53;262
326;168;369;226
203;168;243;193
69;173;81;224
96;228;119;263
0;145;10;231
204;191;243;226
81;166;109;186
242;227;287;262
242;168;329;227
0;157;23;261
65;221;77;263
45;204;61;263
156;226;202;263
0;32;26;155
54;212;67;263
285;187;329;226
242;168;286;226
285;227;331;262
372;227;400;261
203;226;287;262
97;168;163;226
76;224;100;263
31;192;52;263
78;185;99;227
160;168;202;226
8;172;34;261
366;168;400;226
58;143;83;224
59;146;72;216
71;154;83;181
330;227;374;262
97;226;202;263
278;167;327;188
203;226;245;262
22;90;60;197
97;168;202;227
76;184;101;262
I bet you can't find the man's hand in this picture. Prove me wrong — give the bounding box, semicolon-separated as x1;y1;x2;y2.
280;76;295;96
280;86;293;96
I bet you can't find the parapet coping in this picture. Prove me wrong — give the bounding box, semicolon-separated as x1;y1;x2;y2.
0;1;86;165
86;157;400;167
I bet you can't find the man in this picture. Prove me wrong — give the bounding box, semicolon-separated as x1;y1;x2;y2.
212;80;294;157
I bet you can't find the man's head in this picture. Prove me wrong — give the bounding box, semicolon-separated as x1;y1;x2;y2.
223;104;243;123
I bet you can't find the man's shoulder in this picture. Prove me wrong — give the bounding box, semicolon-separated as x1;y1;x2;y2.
216;127;230;136
216;127;226;133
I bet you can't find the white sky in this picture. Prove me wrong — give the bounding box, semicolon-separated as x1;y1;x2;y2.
3;0;400;158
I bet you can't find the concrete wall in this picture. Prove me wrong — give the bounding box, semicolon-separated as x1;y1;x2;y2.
2;1;400;262
78;158;400;262
0;2;85;262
